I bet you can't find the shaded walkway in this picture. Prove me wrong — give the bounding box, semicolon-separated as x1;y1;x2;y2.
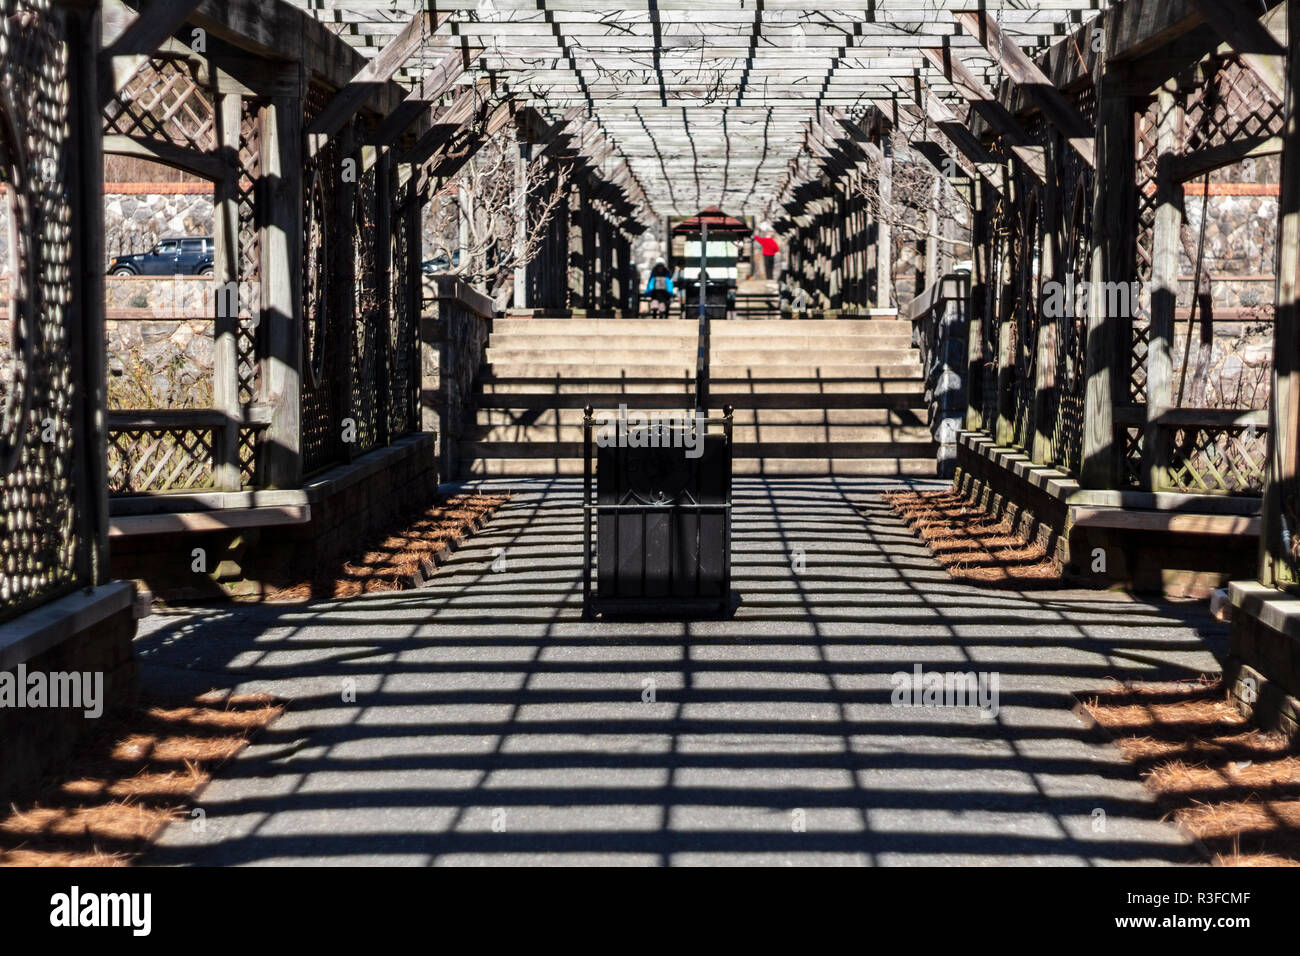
139;478;1227;865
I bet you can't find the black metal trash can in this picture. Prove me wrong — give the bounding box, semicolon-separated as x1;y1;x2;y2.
582;406;733;617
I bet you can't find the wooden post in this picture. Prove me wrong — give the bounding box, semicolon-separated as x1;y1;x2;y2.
513;140;528;310
966;180;989;430
338;124;359;463
1262;0;1300;589
212;91;243;491
404;164;423;430
1144;80;1183;493
876;139;893;310
1032;133;1062;465
258;86;305;489
925;177;940;292
1080;77;1134;490
68;2;109;582
994;222;1016;447
374;144;393;446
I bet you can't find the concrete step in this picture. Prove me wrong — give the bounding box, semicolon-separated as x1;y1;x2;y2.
486;349;697;365
461;456;939;477
709;349;920;365
470;424;937;444
491;319;700;335
488;335;698;350
709;335;914;350
474;406;927;427
481;366;926;384
462;452;941;476
478;380;696;396
488;350;922;367
474;391;927;408
464;440;936;459
706;376;924;392
483;364;698;379
710;318;911;333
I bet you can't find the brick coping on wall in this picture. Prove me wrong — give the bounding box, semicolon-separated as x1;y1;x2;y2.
0;581;135;671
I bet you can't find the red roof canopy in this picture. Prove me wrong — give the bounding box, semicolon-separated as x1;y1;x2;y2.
671;206;752;237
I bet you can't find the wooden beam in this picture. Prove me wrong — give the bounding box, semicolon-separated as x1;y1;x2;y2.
103;133;231;181
1186;0;1285;102
1261;0;1300;587
307;11;447;148
398;80;491;167
258;88;304;489
100;0;203;101
953;10;1096;168
1171;133;1283;182
892;77;1006;192
920;46;1049;182
212;91;243;492
369;44;478;146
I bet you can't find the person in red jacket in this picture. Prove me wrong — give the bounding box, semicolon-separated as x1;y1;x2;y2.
755;233;779;280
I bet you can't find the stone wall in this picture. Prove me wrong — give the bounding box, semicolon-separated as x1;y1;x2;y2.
103;183;214;262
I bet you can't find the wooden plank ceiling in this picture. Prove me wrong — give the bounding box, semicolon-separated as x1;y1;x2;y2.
288;1;1107;217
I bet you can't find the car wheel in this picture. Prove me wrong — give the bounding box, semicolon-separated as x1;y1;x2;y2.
198;266;214;277
111;267;135;276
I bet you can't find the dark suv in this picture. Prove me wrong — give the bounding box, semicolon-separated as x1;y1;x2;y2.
108;236;215;276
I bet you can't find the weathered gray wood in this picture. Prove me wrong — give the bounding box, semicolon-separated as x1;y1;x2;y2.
369;45;477;146
894;77;1007;192
258;89;305;489
1262;0;1300;588
307;12;445;148
70;5;111;583
919;47;1049;183
1144;80;1183;493
102;133;231;181
212;91;243;492
1186;0;1285;102
99;0;203;101
953;10;1096;168
1080;83;1135;490
1170;133;1283;182
875;144;892;310
1031;130;1061;465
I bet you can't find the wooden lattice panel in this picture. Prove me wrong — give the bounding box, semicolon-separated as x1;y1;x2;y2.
0;0;83;618
1183;56;1284;153
300;83;347;476
237;99;263;406
1166;425;1268;495
350;159;383;455
1121;425;1144;490
103;56;217;152
107;427;215;494
388;179;419;438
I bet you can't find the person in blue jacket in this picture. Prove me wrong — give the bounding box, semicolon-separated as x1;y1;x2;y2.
645;257;674;316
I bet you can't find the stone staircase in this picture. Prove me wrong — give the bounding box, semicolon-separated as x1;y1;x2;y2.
462;317;938;477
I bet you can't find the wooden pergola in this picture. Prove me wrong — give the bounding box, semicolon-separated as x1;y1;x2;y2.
1;0;1300;784
285;0;1098;218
